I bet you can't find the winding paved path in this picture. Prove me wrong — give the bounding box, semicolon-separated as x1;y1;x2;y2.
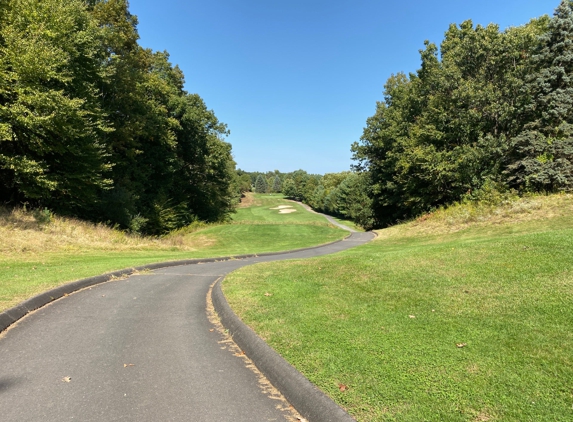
0;218;373;421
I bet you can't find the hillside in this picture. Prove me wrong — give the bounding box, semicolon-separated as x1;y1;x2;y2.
223;193;573;421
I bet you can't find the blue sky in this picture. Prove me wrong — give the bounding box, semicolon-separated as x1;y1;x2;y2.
129;0;557;174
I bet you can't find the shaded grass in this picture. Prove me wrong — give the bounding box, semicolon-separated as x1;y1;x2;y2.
0;194;346;311
223;195;573;421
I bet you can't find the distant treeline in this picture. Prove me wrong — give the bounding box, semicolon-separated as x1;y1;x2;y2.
238;169;374;228
353;0;573;228
0;0;238;234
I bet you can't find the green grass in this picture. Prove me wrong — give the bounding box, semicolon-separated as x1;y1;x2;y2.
223;200;573;421
0;194;346;312
232;193;329;224
329;216;364;232
182;224;344;255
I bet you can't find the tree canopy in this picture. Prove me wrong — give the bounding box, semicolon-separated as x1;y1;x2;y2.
353;2;572;228
0;0;239;234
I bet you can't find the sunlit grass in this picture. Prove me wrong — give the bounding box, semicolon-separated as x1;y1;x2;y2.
329;216;364;231
223;193;573;421
0;193;345;311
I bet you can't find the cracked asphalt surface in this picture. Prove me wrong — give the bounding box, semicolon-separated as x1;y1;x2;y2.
0;231;374;421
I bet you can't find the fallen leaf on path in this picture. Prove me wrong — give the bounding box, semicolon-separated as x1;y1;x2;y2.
209;328;215;332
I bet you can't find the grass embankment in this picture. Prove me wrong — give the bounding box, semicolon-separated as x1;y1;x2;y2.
223;193;573;422
0;193;345;312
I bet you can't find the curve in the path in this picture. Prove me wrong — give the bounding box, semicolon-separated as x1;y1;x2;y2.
294;201;358;232
0;229;373;422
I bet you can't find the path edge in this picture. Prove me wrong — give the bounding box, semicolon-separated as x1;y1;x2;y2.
211;279;355;422
0;235;352;334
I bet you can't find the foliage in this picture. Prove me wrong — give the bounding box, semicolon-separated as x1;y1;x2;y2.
271;175;282;193
254;174;268;193
352;5;570;228
0;0;238;234
242;169;373;229
507;0;573;191
282;178;297;198
0;0;112;214
236;172;252;193
32;208;53;226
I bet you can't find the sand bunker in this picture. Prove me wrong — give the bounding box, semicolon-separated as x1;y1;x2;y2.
270;205;297;214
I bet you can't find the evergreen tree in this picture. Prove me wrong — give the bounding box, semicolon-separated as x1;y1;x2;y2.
254;175;268;193
272;175;282;193
508;0;573;191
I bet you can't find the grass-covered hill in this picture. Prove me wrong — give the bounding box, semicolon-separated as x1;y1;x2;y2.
0;194;346;312
223;193;573;421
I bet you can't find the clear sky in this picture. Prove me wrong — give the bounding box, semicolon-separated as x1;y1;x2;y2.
128;0;557;175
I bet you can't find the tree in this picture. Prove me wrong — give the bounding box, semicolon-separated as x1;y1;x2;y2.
336;173;374;230
0;0;238;234
237;173;252;193
266;176;275;192
0;0;111;214
353;17;547;227
288;170;310;201
310;185;326;210
89;1;236;233
272;175;282;193
302;175;320;202
254;175;268;193
282;178;297;198
507;0;573;191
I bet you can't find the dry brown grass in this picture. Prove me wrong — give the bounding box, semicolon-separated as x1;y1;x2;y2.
0;207;209;257
375;193;573;241
237;192;261;208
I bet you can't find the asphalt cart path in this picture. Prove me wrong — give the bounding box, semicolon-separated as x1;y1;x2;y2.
0;231;374;422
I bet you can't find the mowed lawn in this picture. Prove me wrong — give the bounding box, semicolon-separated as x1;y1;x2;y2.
0;194;346;312
223;195;573;421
